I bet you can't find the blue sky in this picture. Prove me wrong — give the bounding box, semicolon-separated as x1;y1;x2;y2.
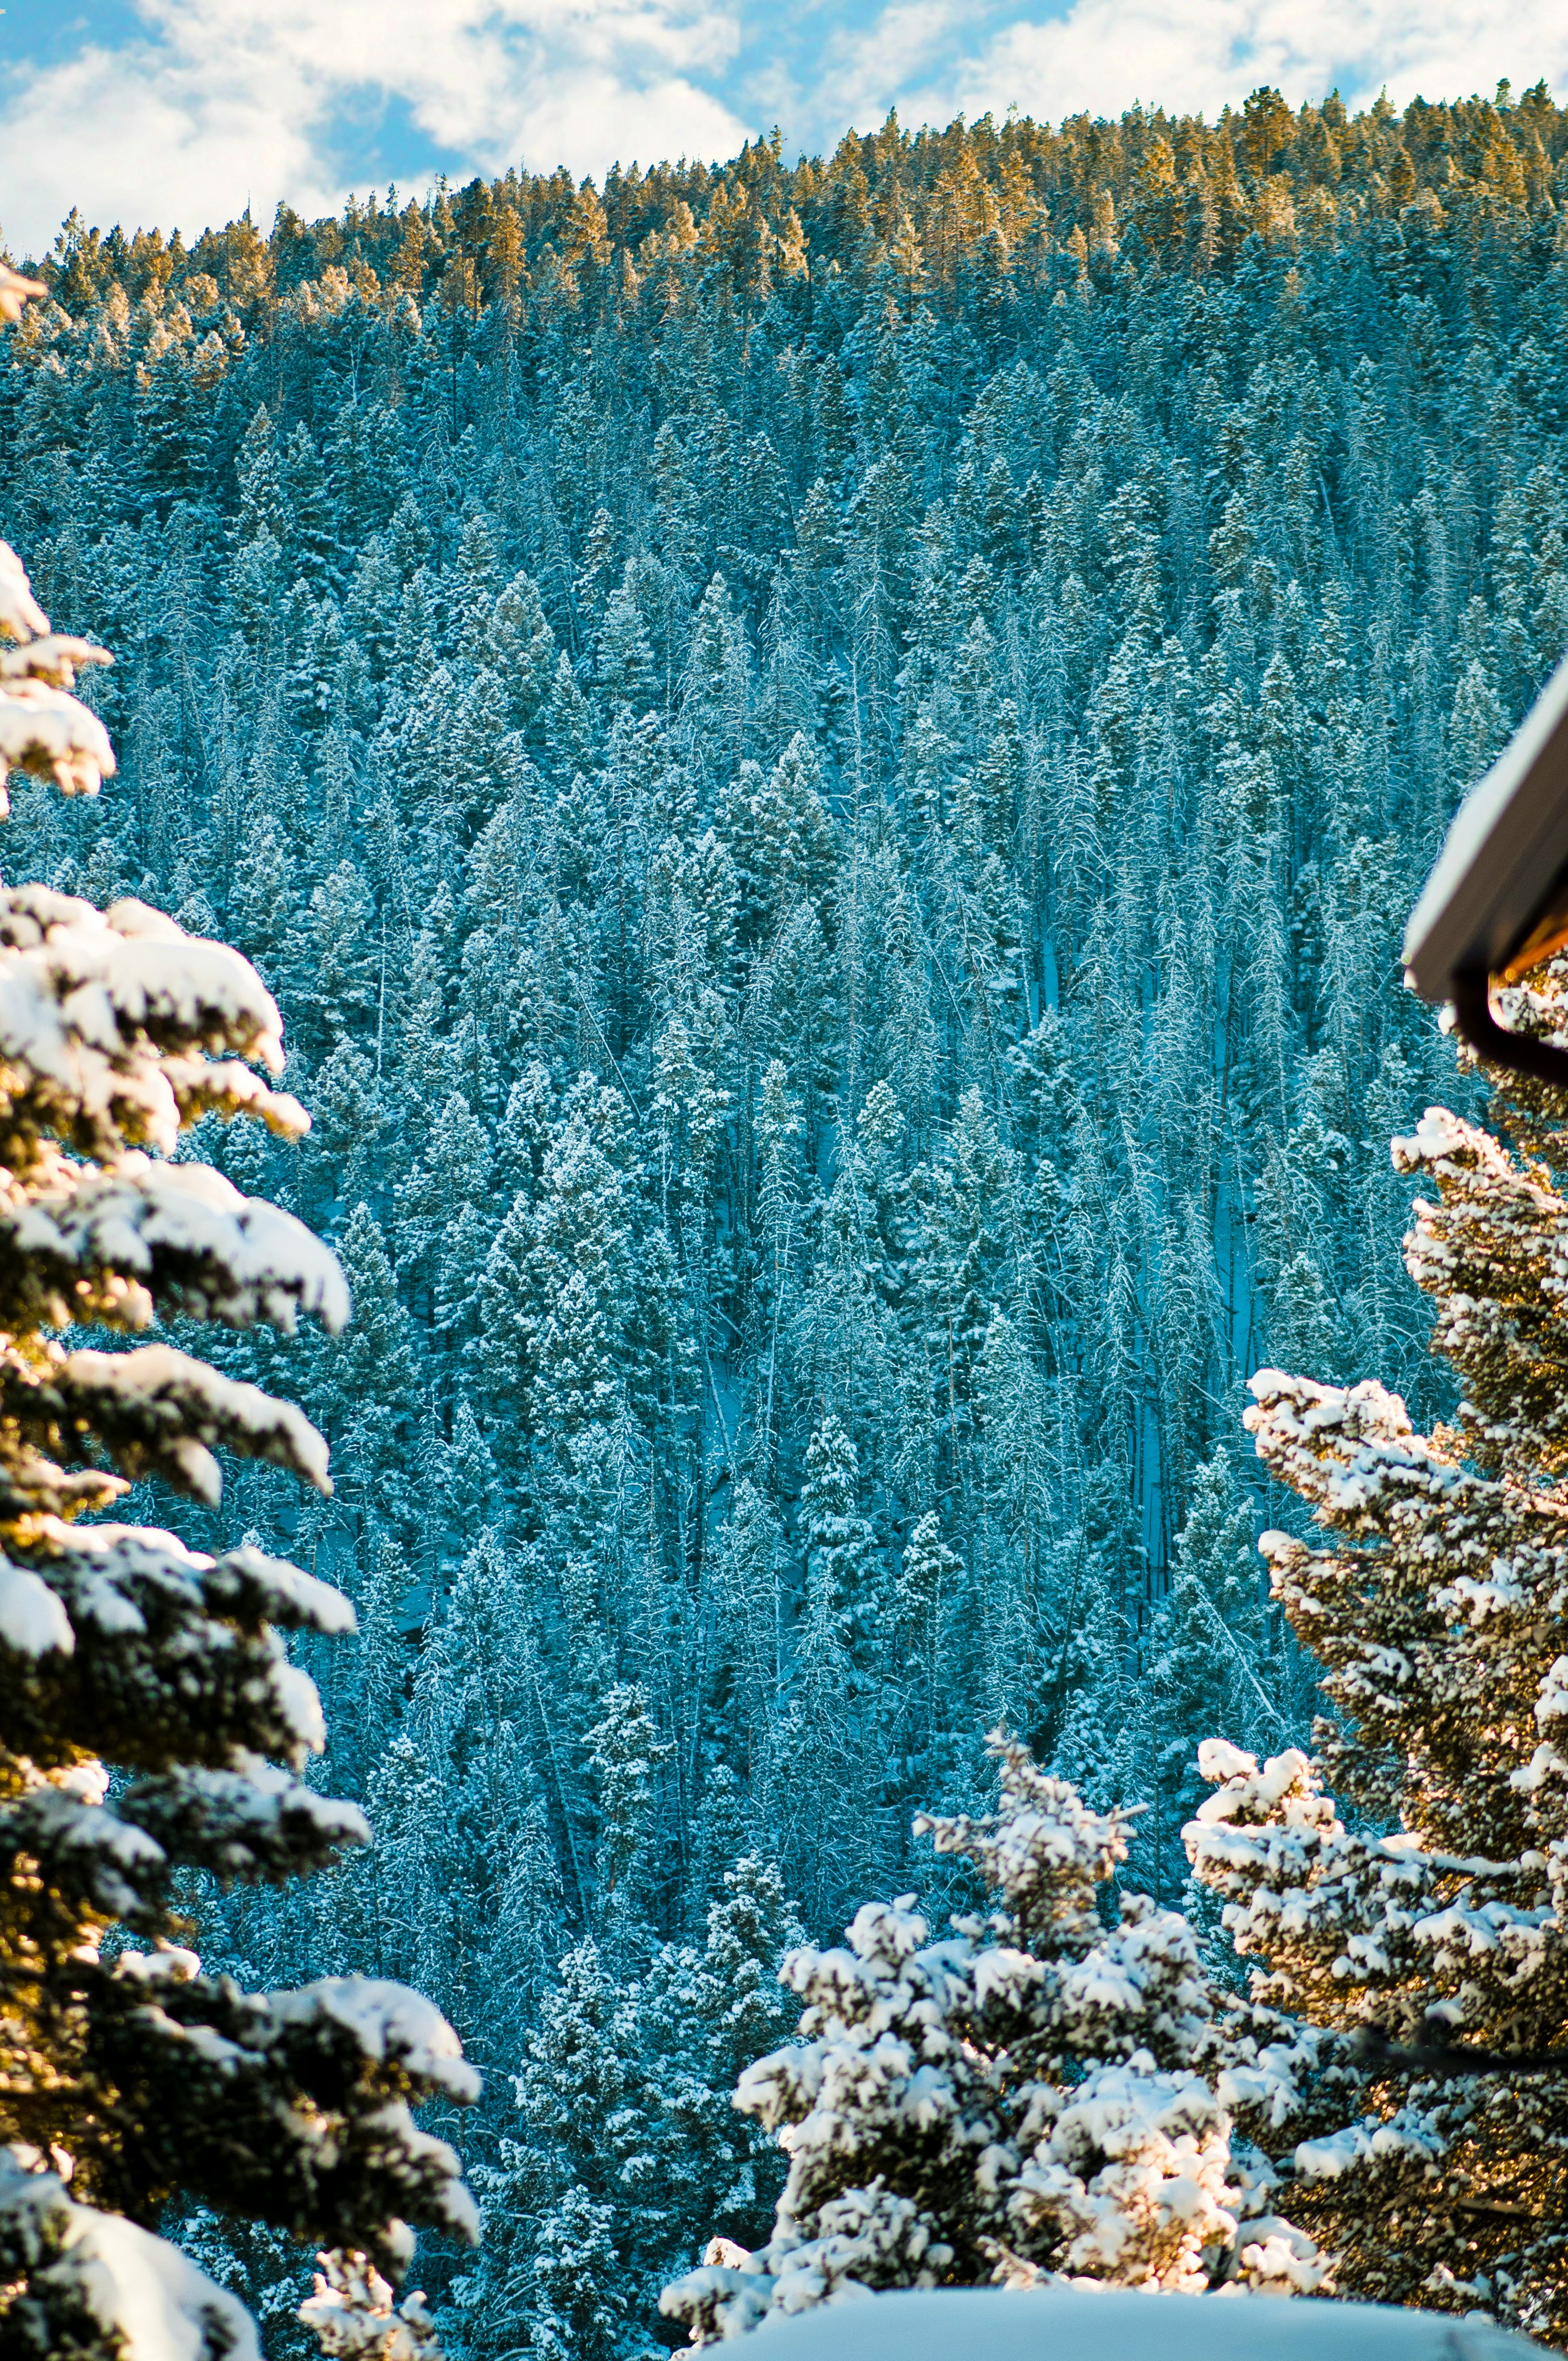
2;0;1564;259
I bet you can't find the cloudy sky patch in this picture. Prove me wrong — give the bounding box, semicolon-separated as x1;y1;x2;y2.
1;0;1565;256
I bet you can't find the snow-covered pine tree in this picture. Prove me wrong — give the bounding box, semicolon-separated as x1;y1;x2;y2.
1188;969;1568;2337
630;1852;804;2270
482;1853;799;2361
663;1733;1319;2340
300;2248;441;2361
1145;1447;1292;1902
0;523;477;2359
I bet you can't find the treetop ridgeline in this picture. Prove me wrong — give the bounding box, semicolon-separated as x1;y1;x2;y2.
16;83;1568;331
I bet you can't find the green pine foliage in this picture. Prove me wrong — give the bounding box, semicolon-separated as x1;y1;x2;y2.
0;522;477;2358
6;82;1568;2345
1146;1448;1295;1903
665;1736;1322;2335
1186;962;1568;2342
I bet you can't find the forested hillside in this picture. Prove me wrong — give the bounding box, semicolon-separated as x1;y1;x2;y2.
4;81;1567;2349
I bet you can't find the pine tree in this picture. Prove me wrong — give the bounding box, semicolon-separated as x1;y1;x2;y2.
314;1205;421;1522
716;732;836;951
0;527;477;2358
769;1415;892;1926
530;2189;629;2361
503;1941;634;2357
489;1849;800;2359
799;1412;885;1674
899;1508;961;1751
299;2248;443;2361
586;1680;672;1950
665;1734;1319;2338
623;1854;802;2285
488;570;558;731
1188;983;1568;2340
1145;1448;1287;1901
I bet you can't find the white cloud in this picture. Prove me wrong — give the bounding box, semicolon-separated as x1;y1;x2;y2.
824;0;1568;145
1;0;750;254
2;0;1565;257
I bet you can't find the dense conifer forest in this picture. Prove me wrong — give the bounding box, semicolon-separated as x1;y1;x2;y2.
5;80;1568;2349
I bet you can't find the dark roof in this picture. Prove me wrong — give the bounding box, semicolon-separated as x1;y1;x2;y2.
1405;654;1568;1005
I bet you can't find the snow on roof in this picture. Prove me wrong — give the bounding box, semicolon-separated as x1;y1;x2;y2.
734;2288;1543;2361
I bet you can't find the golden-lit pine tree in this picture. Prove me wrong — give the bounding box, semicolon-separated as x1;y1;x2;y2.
1190;960;1568;2341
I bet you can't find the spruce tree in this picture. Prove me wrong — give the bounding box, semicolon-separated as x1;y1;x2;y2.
665;1735;1320;2338
1146;1447;1288;1900
493;1852;799;2360
0;527;477;2357
1189;969;1568;2338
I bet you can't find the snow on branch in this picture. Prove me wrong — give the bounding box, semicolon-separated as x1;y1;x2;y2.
0;679;116;802
917;1730;1134;1952
0;545;48;641
1244;1368;1466;1530
268;1979;482;2107
671;1733;1324;2336
0;1750;369;1925
0;632;114;692
93;1960;479;2263
0;1149;349;1333
24;1342;334;1501
0;2146;258;2361
0;1521;351;1771
0;543;114;803
121;1759;370;1887
0;1760;168;1923
0;888;307;1159
300;2250;441;2361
